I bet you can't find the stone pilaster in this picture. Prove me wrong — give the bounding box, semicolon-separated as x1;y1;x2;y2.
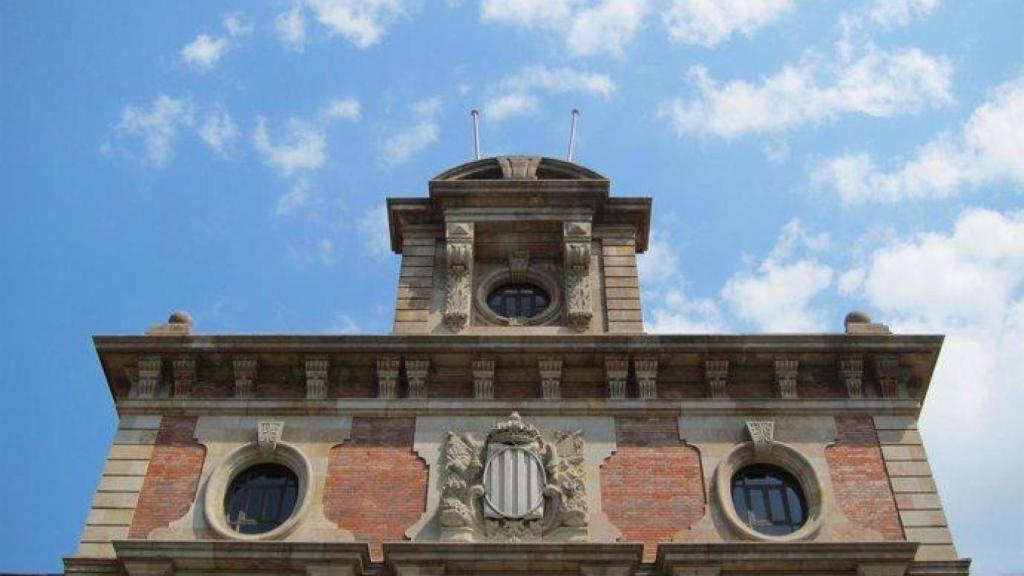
136;357;162;399
233;359;258;399
171;358;195;398
377;357;401;399
472;359;495;399
605;357;628;399
443;221;474;331
563;221;593;332
305;357;329;400
705;359;729;399
775;359;799;399
634;358;658;400
405;358;430;399
840;358;864;398
539;358;563;399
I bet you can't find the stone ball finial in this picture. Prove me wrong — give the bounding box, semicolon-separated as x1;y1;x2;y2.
168;310;193;325
844;310;871;328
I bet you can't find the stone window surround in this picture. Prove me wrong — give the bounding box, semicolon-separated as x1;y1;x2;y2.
714;440;825;543
474;265;563;327
202;441;313;541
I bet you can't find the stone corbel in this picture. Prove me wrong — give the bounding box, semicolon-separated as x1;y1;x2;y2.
472;358;495;399
377;357;401;399
172;358;195;398
563;221;593;332
406;358;430;399
746;420;776;458
605;357;628;399
840;358;864;398
305;357;329;400
775;359;799;399
233;358;258;399
443;222;474;331
634;358;658;399
258;421;284;458
705;359;729;399
497;155;541;180
136;356;162;399
874;355;903;399
539;358;563;399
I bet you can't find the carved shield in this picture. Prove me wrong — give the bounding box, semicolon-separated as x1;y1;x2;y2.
483;444;545;520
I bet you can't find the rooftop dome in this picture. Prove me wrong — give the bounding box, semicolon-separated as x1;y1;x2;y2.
432;156;606;182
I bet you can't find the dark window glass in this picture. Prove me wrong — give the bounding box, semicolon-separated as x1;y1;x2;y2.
487;283;550;319
224;463;299;534
730;465;806;535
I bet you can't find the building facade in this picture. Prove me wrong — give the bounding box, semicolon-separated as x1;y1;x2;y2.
65;156;969;576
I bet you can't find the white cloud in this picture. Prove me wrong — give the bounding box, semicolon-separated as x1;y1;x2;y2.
814;76;1024;203
869;0;940;26
323;97;361;121
223;12;254;37
358;205;392;257
180;34;230;70
484;64;615;123
659;44;952;138
252;116;327;176
329;313;361;333
276;180;312;216
107;94;194;167
481;0;645;57
306;0;414;49
198;105;238;156
639;231;728;334
662;0;793;48
276;5;307;52
380;96;441;165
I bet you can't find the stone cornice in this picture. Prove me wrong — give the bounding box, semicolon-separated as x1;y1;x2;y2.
656;542;919;574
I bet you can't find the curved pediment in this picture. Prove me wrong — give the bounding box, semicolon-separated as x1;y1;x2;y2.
432;156;607;182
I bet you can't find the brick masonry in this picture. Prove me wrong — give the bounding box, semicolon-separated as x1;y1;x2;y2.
825;416;903;541
324;417;427;561
601;417;705;561
128;416;206;539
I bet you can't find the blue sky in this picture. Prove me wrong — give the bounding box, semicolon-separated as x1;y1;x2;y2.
1;0;1022;572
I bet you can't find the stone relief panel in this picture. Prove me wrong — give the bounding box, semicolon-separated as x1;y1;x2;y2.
407;414;620;544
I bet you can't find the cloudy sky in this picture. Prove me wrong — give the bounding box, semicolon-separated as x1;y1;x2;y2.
1;0;1022;571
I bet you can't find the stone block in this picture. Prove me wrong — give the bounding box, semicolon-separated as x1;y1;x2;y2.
117;415;162;430
905;527;954;544
890;476;937;493
102;460;150;476
86;508;134;526
915;544;958;561
606;299;641;310
80;525;129;542
881;445;926;461
113;429;158;445
604;276;639;288
877;429;923;445
885;460;932;477
75;542;116;557
895;493;942;510
873;416;918;430
98;475;145;492
92;492;141;509
899;509;947;527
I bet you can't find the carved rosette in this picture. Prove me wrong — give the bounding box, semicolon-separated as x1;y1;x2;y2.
439;413;589;542
563;221;593;332
444;222;474;331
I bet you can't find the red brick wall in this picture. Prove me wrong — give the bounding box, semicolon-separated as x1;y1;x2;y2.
826;416;903;540
601;418;705;561
324;418;427;560
129;416;206;538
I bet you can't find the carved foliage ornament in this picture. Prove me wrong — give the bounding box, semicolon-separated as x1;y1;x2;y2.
440;413;588;542
746;420;775;458
444;222;474;330
563;221;593;332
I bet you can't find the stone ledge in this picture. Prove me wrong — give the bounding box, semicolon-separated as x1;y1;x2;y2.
109;540;371;576
384;542;643;576
655;542;919;574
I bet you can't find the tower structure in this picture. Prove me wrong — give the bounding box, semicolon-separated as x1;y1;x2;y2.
66;156;969;576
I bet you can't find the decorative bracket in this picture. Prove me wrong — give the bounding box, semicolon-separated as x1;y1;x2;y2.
746;420;775;457
473;359;495;399
136;357;162;399
563;221;593;332
377;357;401;399
875;356;904;399
406;358;430;399
539;358;563;399
705;359;729;399
605;357;628;399
233;359;258;399
634;358;658;400
444;222;474;331
775;359;799;399
172;358;195;398
305;357;329;400
840;358;864;399
258;421;284;458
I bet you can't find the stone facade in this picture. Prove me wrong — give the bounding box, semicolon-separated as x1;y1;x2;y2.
65;156;969;576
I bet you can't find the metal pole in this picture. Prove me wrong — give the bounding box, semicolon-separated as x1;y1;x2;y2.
566;108;579;162
471;109;481;160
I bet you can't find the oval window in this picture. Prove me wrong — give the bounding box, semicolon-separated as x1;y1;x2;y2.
487;283;551;320
224;463;299;534
730;464;807;535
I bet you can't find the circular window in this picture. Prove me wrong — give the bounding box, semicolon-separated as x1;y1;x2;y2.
487;283;551;320
730;465;807;536
224;463;299;535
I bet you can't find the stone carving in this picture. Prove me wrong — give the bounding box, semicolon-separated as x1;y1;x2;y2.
377;357;401;399
875;355;902;399
233;359;258;399
705;359;729;399
439;413;588;542
305;357;329;400
497;156;541;180
605;357;628;399
444;222;474;331
406;358;430;399
840;358;863;399
508;251;530;276
563;221;593;332
258;421;284;458
473;359;495;399
775;359;799;399
539;358;563;399
136;357;162;399
746;420;775;457
172;358;195;398
634;358;658;400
